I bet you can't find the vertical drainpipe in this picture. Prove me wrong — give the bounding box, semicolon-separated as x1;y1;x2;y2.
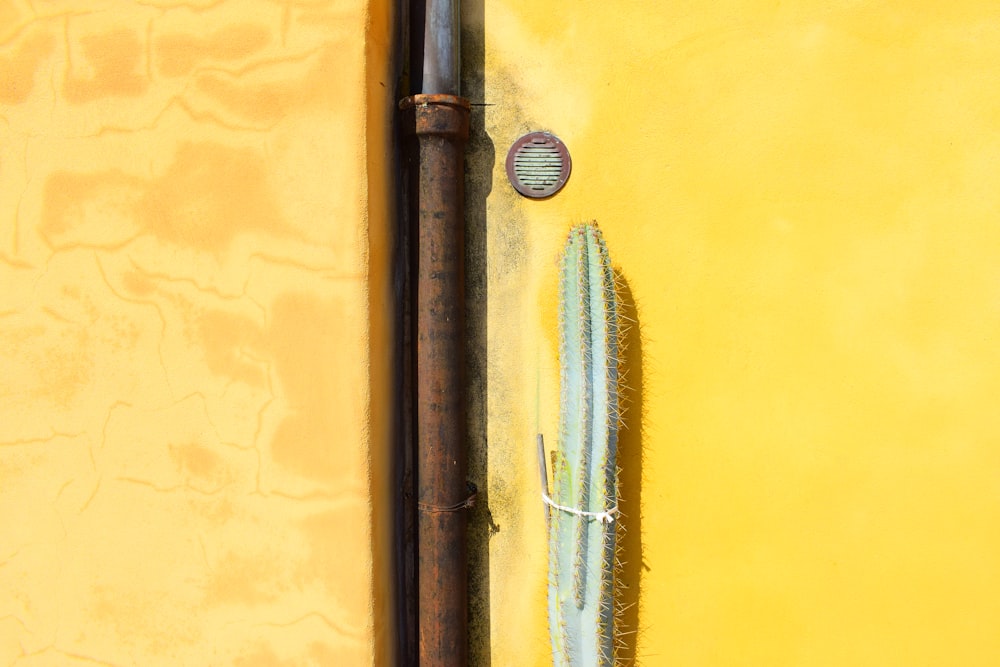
400;0;470;663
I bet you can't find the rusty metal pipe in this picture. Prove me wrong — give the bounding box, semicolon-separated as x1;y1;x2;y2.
422;0;460;95
400;93;471;666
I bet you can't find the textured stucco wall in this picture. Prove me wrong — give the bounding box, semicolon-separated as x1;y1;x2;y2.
467;1;1000;665
0;0;393;664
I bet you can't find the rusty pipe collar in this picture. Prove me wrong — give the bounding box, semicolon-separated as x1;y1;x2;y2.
400;94;470;138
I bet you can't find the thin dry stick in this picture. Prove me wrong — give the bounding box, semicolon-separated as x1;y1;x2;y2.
537;433;550;525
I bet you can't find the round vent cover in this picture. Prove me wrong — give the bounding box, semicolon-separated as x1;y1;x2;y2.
505;131;571;198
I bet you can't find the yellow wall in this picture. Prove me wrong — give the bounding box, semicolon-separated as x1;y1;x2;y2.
0;0;393;664
472;1;1000;665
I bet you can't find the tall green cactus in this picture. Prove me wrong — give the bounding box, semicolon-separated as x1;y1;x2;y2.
548;222;620;667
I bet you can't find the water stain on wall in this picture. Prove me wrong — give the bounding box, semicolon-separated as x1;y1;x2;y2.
0;29;54;105
42;142;286;254
42;170;146;249
64;29;148;103
160;286;359;484
141;143;285;251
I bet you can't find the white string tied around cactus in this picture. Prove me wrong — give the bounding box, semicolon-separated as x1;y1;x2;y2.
541;492;619;524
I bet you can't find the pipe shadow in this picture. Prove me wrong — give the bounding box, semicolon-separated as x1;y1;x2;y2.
462;0;494;664
392;0;416;662
615;269;645;666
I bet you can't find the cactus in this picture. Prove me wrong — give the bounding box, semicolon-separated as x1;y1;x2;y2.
548;222;620;667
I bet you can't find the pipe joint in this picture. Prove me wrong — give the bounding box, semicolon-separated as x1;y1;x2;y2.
400;94;470;139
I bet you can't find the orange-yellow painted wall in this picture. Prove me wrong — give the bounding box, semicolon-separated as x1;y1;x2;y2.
0;1;393;664
471;1;1000;665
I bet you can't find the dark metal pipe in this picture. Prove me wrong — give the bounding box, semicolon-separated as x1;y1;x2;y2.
400;93;471;666
422;0;460;94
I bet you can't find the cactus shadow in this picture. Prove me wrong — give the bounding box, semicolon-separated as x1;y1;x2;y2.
615;269;644;666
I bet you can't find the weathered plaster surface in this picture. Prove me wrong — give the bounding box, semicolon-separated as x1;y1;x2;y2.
469;1;1000;665
0;1;392;664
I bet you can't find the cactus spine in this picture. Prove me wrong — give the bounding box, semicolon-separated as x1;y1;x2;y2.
548;222;620;667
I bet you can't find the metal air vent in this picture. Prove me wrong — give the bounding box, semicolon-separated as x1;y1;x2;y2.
505;132;571;198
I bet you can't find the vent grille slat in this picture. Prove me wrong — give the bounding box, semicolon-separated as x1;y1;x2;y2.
505;131;572;198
